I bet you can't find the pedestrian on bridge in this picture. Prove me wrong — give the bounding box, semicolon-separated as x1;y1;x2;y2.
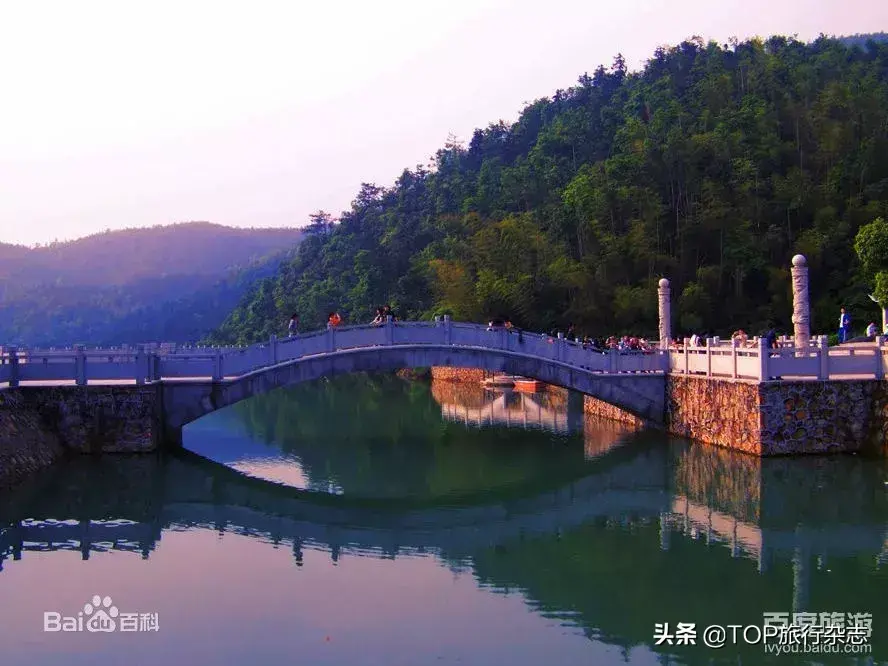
838;307;851;343
287;313;299;337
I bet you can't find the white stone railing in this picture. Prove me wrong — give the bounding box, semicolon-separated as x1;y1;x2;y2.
0;318;666;387
6;321;883;387
668;335;888;380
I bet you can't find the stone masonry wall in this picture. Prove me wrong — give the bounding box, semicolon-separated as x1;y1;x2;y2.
0;385;160;490
430;367;490;382
667;376;763;455
0;390;65;488
758;380;882;455
666;375;888;456
583;395;649;428
582;374;888;456
18;385;161;454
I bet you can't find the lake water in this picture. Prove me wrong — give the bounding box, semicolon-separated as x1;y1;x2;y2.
1;372;887;665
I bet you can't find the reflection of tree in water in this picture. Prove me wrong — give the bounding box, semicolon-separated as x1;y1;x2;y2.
462;514;888;664
225;373;599;500
456;444;888;664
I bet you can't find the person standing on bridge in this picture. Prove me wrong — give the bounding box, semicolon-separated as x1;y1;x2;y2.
287;313;299;337
838;307;851;343
565;323;577;341
383;304;398;322
504;316;523;343
328;312;342;327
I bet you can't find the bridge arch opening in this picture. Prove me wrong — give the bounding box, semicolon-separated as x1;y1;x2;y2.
178;371;654;508
162;344;666;445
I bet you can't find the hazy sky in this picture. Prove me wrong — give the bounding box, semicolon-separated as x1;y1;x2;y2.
1;0;886;246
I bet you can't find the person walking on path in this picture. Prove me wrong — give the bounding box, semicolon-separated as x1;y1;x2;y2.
838;307;851;343
867;322;878;338
287;313;299;337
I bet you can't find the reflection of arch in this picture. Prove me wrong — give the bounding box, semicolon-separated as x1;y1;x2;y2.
161;346;665;445
0;442;670;567
4;447;888;660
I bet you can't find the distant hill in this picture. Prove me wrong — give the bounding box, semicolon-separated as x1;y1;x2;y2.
835;33;888;49
0;222;303;346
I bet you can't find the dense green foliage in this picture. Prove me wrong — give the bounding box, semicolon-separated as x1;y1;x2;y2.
855;217;888;305
210;35;888;344
0;222;302;345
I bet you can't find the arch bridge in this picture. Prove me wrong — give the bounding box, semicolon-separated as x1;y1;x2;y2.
1;319;667;447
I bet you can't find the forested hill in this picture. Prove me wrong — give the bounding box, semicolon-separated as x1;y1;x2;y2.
0;222;303;346
210;35;888;345
837;33;888;50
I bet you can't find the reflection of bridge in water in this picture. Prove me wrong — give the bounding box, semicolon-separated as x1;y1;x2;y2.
0;440;670;567
438;390;577;434
2;439;887;619
431;381;633;460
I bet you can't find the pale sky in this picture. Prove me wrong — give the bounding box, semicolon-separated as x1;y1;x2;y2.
0;0;886;247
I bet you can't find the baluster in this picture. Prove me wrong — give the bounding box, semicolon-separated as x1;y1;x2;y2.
731;337;738;379
212;349;223;381
817;335;829;380
757;337;769;381
135;345;145;385
706;338;713;377
75;345;86;386
268;335;277;365
876;336;884;380
7;346;18;387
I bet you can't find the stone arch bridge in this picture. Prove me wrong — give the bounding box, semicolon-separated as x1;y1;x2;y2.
1;320;667;449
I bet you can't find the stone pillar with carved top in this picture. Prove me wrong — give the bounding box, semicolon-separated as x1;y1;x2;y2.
658;278;671;349
790;255;810;351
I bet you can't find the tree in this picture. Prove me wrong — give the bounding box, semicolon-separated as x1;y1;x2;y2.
854;217;888;304
305;210;335;237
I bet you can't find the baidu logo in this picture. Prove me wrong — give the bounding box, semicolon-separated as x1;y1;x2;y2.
44;595;159;633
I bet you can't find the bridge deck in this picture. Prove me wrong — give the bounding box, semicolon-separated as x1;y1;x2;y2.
0;322;665;387
3;321;887;388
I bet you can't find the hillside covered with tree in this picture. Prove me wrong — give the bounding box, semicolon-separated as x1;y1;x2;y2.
0;222;302;346
210;35;888;345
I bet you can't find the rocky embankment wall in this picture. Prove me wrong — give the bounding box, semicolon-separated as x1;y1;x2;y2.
0;390;64;488
667;376;888;455
590;376;888;456
430;367;490;382
0;386;159;488
583;395;650;428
